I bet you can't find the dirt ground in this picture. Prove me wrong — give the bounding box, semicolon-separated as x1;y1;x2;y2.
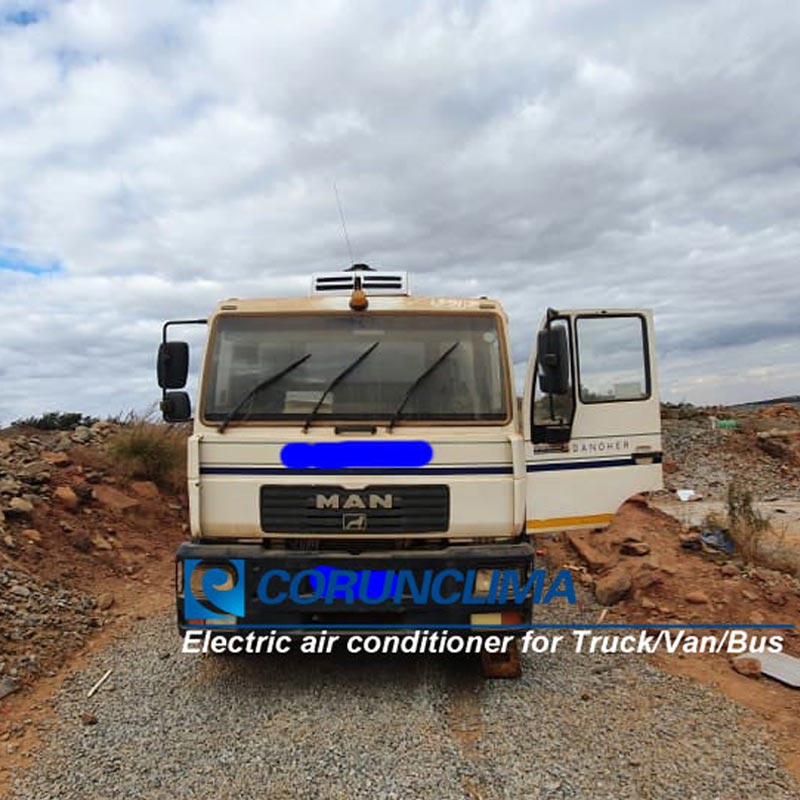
0;426;186;792
545;499;800;783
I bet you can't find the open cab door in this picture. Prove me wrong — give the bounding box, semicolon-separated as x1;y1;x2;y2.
522;309;662;533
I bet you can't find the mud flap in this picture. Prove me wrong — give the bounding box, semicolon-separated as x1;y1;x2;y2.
480;639;521;679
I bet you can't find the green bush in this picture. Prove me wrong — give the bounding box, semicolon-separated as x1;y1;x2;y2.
11;411;99;430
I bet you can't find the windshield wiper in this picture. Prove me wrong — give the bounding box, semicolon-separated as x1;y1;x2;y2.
302;341;380;433
387;342;459;431
218;353;312;433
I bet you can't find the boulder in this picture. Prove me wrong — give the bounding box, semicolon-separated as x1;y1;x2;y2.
594;567;632;606
566;531;615;571
54;485;79;511
731;656;761;678
130;481;160;500
92;485;140;512
41;451;72;467
621;541;650;556
91;534;114;551
70;426;92;444
6;497;34;517
685;590;710;605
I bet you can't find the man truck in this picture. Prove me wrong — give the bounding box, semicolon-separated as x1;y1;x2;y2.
158;265;662;673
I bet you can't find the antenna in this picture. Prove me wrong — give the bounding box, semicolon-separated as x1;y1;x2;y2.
333;181;355;265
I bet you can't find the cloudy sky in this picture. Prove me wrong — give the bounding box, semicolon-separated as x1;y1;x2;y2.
1;0;798;422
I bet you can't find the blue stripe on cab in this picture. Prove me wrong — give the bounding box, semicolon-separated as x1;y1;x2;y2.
527;458;634;472
199;465;513;476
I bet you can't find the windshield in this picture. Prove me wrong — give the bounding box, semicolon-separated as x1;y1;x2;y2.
202;313;509;424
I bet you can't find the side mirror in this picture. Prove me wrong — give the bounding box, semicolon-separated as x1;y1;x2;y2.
537;327;569;395
161;391;192;422
157;342;189;389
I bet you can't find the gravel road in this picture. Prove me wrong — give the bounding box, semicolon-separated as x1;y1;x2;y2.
10;601;799;800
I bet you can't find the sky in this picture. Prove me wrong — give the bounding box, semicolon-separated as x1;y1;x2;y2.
0;0;798;423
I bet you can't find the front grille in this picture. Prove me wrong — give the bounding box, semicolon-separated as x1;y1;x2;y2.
260;485;449;534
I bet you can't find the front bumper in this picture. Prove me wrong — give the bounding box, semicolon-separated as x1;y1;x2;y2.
176;540;534;635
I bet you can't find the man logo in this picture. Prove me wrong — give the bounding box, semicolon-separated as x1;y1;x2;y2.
315;493;393;510
184;559;245;622
342;513;368;531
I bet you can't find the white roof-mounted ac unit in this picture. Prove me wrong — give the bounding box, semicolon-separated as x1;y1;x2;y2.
311;265;409;296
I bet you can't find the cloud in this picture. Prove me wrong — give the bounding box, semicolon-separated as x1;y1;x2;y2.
0;0;799;422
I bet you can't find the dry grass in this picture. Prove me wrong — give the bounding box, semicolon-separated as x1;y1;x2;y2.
726;482;770;565
107;419;187;489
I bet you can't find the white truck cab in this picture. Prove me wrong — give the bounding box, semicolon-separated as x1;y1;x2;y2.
157;266;662;636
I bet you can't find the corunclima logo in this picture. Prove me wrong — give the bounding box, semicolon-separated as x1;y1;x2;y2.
184;559;246;621
183;560;576;623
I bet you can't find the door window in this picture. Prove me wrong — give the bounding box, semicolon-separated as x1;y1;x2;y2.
576;316;649;403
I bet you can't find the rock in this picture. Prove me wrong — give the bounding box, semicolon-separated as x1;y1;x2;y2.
91;485;140;512
91;534;114;551
626;494;649;507
635;571;663;591
22;528;42;543
741;589;759;601
731;657;761;678
19;462;50;479
764;590;787;607
54;485;79;511
0;440;12;458
679;533;702;550
720;563;740;577
41;451;71;467
566;531;615;571
72;483;93;502
0;478;21;495
621;541;651;556
640;596;657;610
80;712;98;726
130;481;160;499
3;535;13;548
6;497;34;517
96;592;115;611
0;508;4;524
749;611;765;624
594;568;632;606
0;678;20;700
10;585;31;598
685;590;710;605
70;427;92;444
662;460;678;474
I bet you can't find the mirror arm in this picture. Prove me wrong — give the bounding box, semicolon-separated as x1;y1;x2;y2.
161;318;207;345
160;318;207;413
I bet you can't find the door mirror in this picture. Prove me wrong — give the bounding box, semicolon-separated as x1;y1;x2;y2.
161;391;192;422
537;327;569;395
157;341;189;389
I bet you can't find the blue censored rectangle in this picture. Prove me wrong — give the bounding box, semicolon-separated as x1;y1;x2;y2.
281;440;433;469
311;565;400;601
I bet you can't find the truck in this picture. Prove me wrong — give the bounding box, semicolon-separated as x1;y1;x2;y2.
157;264;662;674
